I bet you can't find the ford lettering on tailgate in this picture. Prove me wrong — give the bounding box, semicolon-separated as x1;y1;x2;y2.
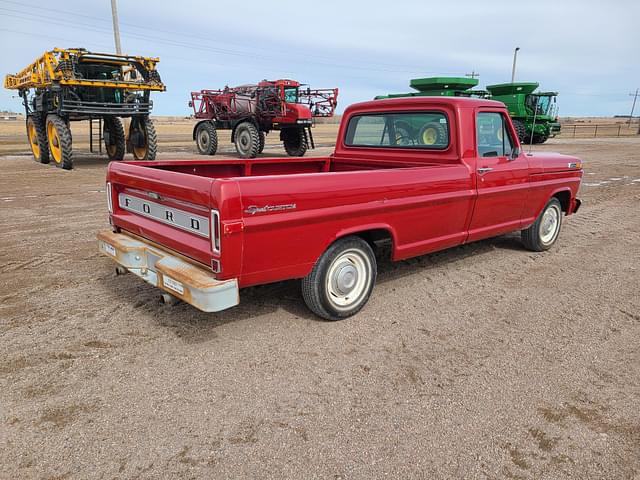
118;193;209;238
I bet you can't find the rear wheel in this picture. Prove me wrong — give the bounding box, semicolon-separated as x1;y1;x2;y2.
282;128;307;157
129;117;157;160
103;117;125;160
46;114;73;169
234;122;259;158
195;121;218;155
26;114;49;163
258;131;266;154
521;198;563;251
301;236;377;321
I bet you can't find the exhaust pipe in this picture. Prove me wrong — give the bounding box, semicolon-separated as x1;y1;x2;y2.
115;266;127;275
159;293;179;306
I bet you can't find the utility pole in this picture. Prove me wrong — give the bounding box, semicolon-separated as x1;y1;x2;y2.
110;0;122;54
466;71;480;79
511;47;520;83
628;88;638;127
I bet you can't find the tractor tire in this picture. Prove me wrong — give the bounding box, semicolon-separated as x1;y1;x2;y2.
195;121;218;155
26;114;49;164
234;122;260;158
301;236;377;321
46;114;73;170
521;198;563;251
532;134;549;144
418;122;447;146
129;117;157;160
103;117;126;160
512;119;527;143
282;128;308;157
258;131;266;154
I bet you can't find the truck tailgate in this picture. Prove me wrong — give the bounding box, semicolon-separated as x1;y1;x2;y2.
107;162;219;268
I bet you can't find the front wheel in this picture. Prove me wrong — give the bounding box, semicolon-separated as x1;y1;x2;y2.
26;114;49;164
301;236;377;321
234;122;260;158
521;198;563;251
129;117;157;160
46;114;73;169
195;121;218;155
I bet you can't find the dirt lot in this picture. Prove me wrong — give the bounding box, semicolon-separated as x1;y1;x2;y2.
1;124;639;479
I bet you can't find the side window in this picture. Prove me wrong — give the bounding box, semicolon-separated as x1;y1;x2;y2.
345;112;449;149
476;112;514;157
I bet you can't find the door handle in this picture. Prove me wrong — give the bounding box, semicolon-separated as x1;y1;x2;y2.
477;167;493;175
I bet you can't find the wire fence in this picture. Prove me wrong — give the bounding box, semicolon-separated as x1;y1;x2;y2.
559;123;640;138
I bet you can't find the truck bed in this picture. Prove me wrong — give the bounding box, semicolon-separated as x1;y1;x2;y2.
132;155;447;178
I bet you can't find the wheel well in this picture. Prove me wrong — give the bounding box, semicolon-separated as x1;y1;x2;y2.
342;229;394;259
553;190;571;213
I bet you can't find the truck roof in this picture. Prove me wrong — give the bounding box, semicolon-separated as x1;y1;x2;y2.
350;96;506;113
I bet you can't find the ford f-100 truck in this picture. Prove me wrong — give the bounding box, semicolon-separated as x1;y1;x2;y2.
97;97;582;320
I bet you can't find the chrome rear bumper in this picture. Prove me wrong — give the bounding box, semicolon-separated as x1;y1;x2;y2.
97;230;238;312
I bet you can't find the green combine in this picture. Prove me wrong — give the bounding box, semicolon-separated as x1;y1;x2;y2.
485;82;560;144
376;77;560;144
375;77;489;100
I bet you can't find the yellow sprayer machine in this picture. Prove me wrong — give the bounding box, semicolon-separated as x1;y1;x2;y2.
4;48;165;169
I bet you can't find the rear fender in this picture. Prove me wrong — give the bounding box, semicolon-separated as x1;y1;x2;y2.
326;223;398;258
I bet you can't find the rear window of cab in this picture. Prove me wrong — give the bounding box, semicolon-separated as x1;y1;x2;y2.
344;111;449;149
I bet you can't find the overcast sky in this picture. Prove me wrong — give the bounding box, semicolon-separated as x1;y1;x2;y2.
1;0;638;116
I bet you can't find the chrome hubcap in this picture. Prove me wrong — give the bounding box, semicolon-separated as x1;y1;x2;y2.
326;249;370;310
332;262;358;295
540;205;560;244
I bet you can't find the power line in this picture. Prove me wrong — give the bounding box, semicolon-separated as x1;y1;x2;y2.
0;1;466;75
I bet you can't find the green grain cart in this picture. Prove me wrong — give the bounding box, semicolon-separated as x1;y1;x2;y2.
485;82;560;144
375;77;490;100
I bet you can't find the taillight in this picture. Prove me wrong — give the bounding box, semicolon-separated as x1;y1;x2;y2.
211;209;220;254
106;182;113;213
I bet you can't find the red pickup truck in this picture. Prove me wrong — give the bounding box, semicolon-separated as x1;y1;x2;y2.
98;97;582;320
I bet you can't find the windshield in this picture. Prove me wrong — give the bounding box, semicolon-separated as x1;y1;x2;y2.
284;86;299;103
527;95;553;116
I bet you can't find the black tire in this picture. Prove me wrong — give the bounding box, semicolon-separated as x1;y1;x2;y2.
103;117;125;160
129;117;157;160
195;121;218;155
301;236;377;321
258;131;266;154
521;198;563;251
512;119;527;142
46;114;73;170
26;114;49;164
418;122;447;146
282;128;307;157
532;133;549;144
234;122;260;158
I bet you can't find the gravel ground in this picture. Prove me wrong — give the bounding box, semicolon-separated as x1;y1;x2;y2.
1;135;639;479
